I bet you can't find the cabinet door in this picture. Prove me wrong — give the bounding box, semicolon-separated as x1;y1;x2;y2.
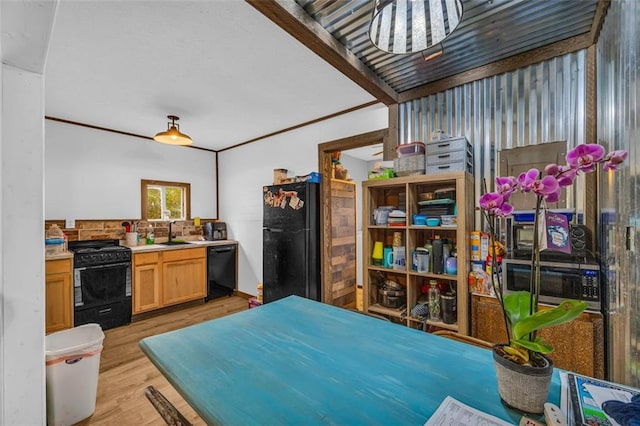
162;258;206;306
46;273;73;333
133;263;161;313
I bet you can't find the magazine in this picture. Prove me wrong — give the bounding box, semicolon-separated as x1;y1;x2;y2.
567;372;640;425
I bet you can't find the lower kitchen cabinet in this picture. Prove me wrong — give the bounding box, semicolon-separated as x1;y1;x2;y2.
45;258;73;333
471;294;605;378
133;247;206;314
133;252;161;314
162;248;206;306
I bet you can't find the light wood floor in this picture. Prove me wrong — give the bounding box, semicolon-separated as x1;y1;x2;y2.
75;296;248;426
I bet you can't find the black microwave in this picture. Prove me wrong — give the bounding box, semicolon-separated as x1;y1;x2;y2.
502;257;601;312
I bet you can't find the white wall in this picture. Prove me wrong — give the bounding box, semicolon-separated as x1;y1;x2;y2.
218;104;388;295
1;64;46;425
45;120;217;220
338;153;370;286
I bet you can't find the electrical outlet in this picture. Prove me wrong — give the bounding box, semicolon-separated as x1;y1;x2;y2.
65;218;75;229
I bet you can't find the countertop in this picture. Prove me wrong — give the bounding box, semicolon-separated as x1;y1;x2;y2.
45;252;74;261
129;239;237;253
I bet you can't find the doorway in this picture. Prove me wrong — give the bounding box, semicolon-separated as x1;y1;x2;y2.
317;129;389;307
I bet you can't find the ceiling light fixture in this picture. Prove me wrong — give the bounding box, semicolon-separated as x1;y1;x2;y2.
153;115;192;146
369;0;463;55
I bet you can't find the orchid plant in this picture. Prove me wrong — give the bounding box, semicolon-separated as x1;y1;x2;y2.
479;143;627;366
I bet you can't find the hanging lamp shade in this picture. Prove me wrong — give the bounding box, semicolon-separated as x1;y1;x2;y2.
369;0;463;54
153;115;192;146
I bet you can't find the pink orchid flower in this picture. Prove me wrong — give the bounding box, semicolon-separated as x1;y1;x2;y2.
517;169;540;192
603;150;628;172
566;144;606;173
479;192;513;217
495;176;517;199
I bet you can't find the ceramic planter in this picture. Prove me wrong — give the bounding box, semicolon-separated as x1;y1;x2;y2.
492;344;554;414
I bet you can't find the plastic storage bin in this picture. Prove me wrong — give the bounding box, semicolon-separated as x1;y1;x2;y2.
45;323;105;426
394;142;426;176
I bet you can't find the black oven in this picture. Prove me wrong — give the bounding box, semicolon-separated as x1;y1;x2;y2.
70;239;132;330
502;257;601;312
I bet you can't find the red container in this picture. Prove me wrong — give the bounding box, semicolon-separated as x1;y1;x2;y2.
248;297;263;309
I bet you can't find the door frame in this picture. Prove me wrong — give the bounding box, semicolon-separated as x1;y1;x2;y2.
317;128;389;305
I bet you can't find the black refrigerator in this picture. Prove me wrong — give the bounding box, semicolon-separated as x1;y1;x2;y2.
263;181;321;303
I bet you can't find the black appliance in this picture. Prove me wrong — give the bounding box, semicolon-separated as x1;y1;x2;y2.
69;239;132;330
506;217;594;261
206;244;237;301
212;222;227;240
262;181;320;303
502;256;601;312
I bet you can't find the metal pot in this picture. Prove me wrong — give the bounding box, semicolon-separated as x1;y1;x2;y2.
378;287;406;308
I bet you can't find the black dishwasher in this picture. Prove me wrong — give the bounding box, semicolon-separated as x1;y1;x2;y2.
206;244;237;301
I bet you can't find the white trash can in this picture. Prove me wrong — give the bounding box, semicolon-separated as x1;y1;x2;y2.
45;323;105;426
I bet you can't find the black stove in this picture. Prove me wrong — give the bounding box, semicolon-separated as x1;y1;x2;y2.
69;239;132;267
69;239;132;330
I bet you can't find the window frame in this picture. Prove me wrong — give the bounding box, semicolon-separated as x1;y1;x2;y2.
141;179;191;221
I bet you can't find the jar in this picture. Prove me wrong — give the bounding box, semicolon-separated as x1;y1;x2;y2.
428;280;441;322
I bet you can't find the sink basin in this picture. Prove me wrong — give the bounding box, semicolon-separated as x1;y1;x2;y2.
159;240;192;246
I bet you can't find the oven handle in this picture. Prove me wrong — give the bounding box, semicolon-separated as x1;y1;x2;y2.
74;262;132;272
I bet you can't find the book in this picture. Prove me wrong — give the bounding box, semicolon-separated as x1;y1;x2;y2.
566;372;640;425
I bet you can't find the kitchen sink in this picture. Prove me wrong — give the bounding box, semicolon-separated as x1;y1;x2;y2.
159;240;192;246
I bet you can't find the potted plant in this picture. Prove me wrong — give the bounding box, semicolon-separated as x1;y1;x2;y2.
479;143;627;414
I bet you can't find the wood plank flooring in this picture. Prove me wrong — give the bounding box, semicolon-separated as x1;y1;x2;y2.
75;296;248;425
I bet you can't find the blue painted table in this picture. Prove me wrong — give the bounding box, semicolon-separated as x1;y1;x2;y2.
139;295;561;425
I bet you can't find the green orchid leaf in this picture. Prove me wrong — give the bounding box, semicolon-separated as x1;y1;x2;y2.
502;291;532;325
511;338;554;354
512;300;588;340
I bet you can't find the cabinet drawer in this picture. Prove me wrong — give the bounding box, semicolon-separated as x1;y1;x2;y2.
162;247;206;262
46;258;72;275
426;161;473;174
427;150;470;166
134;251;159;265
426;137;469;154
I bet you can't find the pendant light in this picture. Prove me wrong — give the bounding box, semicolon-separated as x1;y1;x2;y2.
369;0;463;55
153;115;192;146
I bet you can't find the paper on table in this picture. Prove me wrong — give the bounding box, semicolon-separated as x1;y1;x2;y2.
424;396;513;426
583;384;635;426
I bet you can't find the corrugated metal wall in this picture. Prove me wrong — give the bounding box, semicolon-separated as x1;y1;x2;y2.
399;50;587;218
597;0;640;386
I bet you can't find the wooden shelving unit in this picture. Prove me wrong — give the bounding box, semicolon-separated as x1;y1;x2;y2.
362;171;474;335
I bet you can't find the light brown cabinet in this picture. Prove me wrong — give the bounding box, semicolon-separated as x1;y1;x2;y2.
161;248;206;306
471;294;605;378
133;252;161;314
132;247;206;315
362;171;474;335
45;258;73;333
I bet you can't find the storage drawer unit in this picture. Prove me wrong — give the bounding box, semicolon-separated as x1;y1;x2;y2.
426;137;473;175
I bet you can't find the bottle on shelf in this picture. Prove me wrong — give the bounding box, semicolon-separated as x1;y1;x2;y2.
428;280;441;322
432;236;444;274
424;239;433;272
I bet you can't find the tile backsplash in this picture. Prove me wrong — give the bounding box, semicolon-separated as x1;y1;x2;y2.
44;219;216;243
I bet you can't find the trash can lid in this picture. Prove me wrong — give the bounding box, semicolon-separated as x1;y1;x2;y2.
45;323;105;358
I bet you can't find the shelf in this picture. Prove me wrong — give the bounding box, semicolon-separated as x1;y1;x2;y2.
362;171;473;336
368;265;407;273
368;304;406;318
408;226;457;230
407;316;459;332
408;271;457;280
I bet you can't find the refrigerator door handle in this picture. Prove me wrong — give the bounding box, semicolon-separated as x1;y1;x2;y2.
265;228;284;233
